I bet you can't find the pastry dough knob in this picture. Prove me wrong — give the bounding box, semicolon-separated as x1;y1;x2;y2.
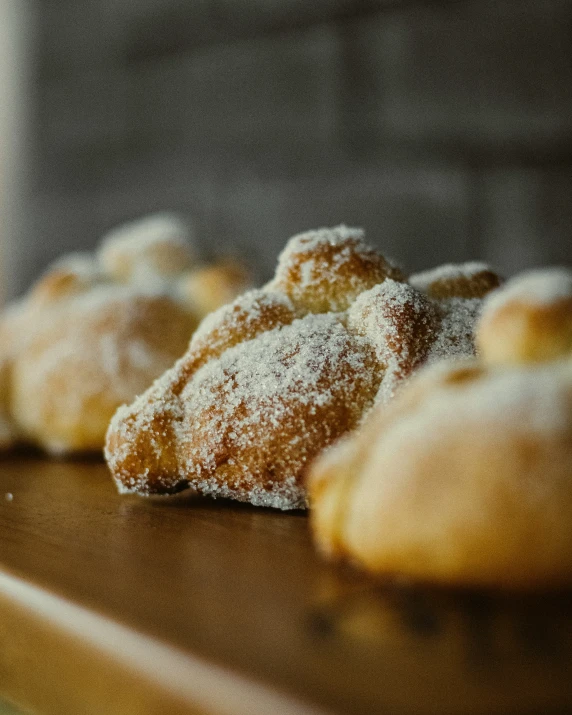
268;225;404;314
477;268;572;365
410;261;501;299
99;213;194;283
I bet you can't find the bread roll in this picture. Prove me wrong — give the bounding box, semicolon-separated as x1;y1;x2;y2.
107;225;501;508
309;267;572;588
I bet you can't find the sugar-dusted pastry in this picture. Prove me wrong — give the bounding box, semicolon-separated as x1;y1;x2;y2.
309;267;572;588
3;252;195;455
476;267;572;365
106;225;500;509
10;285;195;455
99;212;195;284
409;261;502;299
178;260;252;318
0;213;248;455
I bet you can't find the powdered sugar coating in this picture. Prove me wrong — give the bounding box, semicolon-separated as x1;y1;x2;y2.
9;282;195;452
475;267;572;366
410;262;491;291
483;267;572;313
108;314;382;509
98;212;195;284
309;356;572;588
107;225;497;508
347;281;482;403
427;298;482;363
410;261;501;300
192;290;295;346
348;280;438;403
276;224;366;262
268;224;404;313
20;286;188;393
100;212;192;254
374;360;572;467
46;252;102;282
0;211;255;455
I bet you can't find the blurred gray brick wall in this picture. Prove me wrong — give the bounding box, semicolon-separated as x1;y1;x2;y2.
26;0;572;295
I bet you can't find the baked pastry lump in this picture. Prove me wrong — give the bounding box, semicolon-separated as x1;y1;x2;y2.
0;213;248;454
477;267;572;365
178;260;251;319
106;225;500;509
309;267;572;588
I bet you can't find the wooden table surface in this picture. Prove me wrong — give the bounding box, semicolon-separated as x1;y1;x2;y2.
1;456;572;715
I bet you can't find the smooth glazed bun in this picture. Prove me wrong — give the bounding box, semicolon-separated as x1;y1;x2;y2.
309;268;572;588
106;225;500;509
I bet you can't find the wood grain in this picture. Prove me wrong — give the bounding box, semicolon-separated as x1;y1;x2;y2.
1;456;572;715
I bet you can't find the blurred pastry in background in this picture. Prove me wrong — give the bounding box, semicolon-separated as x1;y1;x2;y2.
179;260;252;318
476;267;572;365
99;212;251;316
106;225;500;510
0;212;249;455
99;212;195;285
309;267;572;589
409;261;502;299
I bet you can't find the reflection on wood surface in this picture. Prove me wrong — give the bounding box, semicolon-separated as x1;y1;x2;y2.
0;456;571;714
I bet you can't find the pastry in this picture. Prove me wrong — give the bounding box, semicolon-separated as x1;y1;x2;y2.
309;267;572;588
98;212;195;284
178;260;252;318
409;261;501;299
106;225;500;509
476;267;572;365
0;213;247;454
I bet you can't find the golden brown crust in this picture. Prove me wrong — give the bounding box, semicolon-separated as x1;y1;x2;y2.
312;361;572;589
11;291;195;454
108;316;381;504
267;225;405;313
98;213;194;282
309;267;572;588
187;289;296;371
0;213;252;454
29;266;98;305
477;268;572;365
106;225;494;509
179;261;252;318
105;290;299;492
410;262;502;299
347;281;439;400
0;216;199;454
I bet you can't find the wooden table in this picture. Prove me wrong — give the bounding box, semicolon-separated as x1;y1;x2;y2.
1;456;572;715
